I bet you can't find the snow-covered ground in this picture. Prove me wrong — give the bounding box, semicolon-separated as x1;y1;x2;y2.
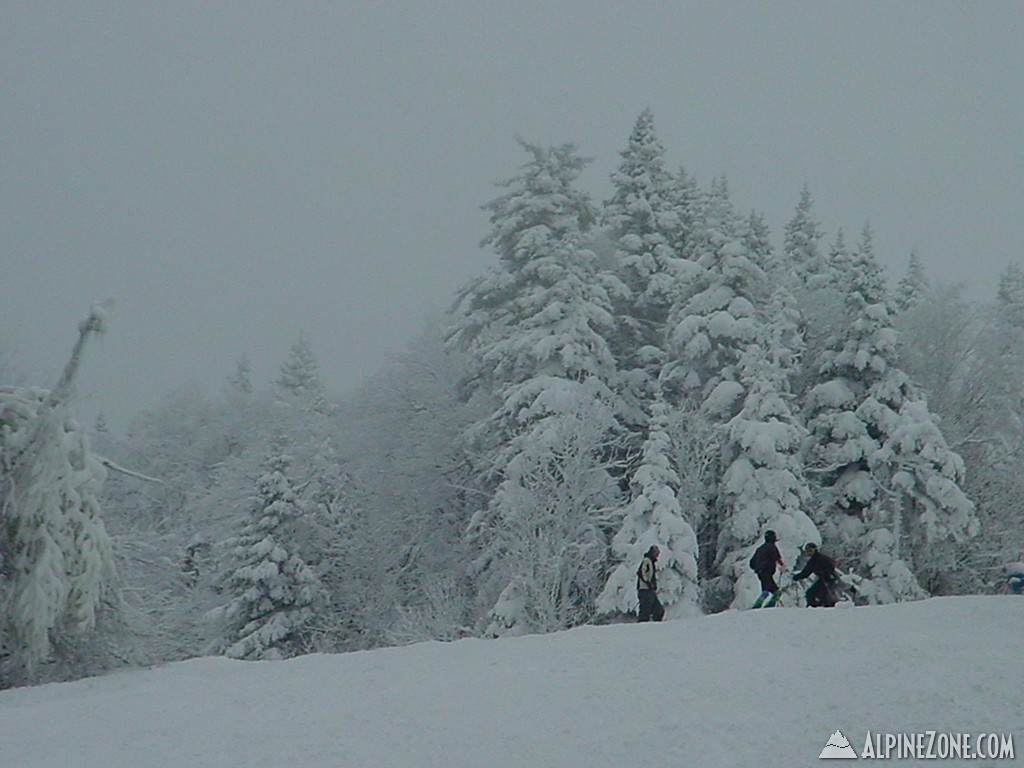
2;596;1019;767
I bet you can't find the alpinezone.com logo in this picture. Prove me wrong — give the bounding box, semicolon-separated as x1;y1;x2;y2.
820;729;1016;760
820;731;858;759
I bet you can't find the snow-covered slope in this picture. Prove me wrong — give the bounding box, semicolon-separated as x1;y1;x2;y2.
2;597;1019;767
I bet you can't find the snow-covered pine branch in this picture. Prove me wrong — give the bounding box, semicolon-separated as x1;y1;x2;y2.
97;457;169;486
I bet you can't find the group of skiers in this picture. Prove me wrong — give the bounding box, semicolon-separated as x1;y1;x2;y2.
748;530;852;608
635;530;854;622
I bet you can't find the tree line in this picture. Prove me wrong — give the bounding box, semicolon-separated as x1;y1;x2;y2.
2;110;1022;686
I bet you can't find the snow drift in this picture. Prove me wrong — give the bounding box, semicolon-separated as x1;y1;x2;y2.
1;596;1019;767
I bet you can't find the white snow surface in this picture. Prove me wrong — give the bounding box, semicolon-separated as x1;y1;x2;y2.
2;597;1019;767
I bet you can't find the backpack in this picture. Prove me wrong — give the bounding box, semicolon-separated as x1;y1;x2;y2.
749;544;771;572
814;554;839;583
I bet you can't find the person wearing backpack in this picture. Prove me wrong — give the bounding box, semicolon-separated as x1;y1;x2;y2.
636;545;665;622
749;530;784;608
792;542;839;607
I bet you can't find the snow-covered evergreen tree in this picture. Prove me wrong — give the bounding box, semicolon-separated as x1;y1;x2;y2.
228;354;253;395
602;109;692;389
806;225;898;510
804;225;976;602
661;181;820;606
783;185;828;288
595;114;710;619
717;290;820;609
276;331;329;413
743;210;775;273
212;452;322;660
894;249;929;312
781;195;847;400
274;330;338;536
662;179;765;403
881;400;976;532
448;140;626;634
449;140;622;414
598;398;700;619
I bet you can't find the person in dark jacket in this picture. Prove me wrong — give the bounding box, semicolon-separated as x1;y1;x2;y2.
749;530;784;608
792;542;839;607
636;545;665;622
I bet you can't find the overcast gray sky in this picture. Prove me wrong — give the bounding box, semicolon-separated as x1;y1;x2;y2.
3;2;1022;431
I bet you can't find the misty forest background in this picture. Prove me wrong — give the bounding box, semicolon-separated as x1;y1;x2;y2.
2;111;1023;688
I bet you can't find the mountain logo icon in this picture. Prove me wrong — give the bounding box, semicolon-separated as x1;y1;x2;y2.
819;730;858;759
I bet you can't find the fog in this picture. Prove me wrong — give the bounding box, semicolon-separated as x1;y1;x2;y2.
3;3;1021;430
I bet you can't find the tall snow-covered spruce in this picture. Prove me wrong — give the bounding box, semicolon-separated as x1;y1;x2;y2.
803;225;976;602
601;109;694;413
448;140;626;636
781;190;847;398
595;112;702;619
0;305;116;685
662;177;761;403
660;180;815;606
894;248;930;313
782;185;828;288
717;289;820;609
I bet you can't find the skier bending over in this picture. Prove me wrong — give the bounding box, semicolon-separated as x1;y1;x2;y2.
749;529;784;608
636;546;665;622
792;542;839;607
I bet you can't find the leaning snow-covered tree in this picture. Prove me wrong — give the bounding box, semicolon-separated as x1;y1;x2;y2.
0;305;116;686
211;451;323;660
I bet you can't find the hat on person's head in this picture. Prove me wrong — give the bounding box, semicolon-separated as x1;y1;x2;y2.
804;542;818;552
764;530;778;543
